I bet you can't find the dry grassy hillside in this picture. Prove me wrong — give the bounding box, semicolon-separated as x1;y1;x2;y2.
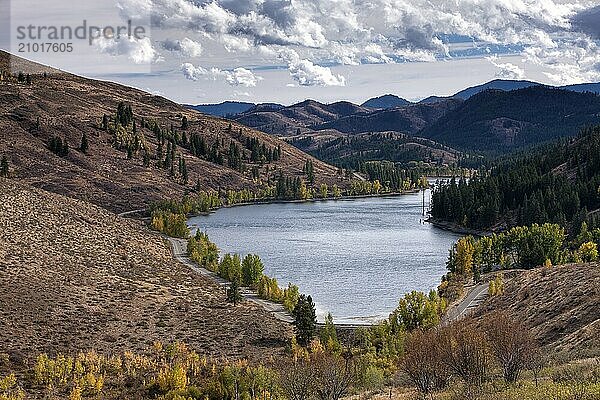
0;178;291;364
473;264;600;358
0;52;345;213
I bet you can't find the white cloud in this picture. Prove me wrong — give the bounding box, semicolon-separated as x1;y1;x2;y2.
95;36;160;64
487;55;526;80
162;37;203;57
181;62;208;81
223;67;262;87
117;0;600;85
221;35;253;53
181;63;262;87
279;49;346;86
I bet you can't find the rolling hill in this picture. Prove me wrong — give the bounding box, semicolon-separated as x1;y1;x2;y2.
315;98;462;135
185;101;257;117
286;130;463;168
419;86;600;152
361;94;411;109
0;52;345;213
473;264;600;357
452;79;539;99
234;99;372;136
0;178;290;361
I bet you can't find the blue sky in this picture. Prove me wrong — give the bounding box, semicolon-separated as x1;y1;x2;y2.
3;0;600;105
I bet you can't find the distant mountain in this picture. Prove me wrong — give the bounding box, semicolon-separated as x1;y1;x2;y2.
234;100;372;136
315;99;463;135
232;98;464;167
561;82;600;94
361;94;411;109
453;79;539;100
447;79;600;101
225;80;600;162
186;101;256;117
287;130;464;169
419;96;455;104
418;86;600;152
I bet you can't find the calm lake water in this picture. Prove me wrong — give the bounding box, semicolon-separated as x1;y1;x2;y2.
187;190;461;324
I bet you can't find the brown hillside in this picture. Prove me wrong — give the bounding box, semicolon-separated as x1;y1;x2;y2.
473;264;600;358
0;178;291;363
0;52;344;214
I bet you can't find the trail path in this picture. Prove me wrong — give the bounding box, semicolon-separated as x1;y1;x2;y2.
443;282;489;323
168;237;294;324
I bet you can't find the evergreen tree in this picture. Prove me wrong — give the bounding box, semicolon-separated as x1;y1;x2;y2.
80;133;89;154
227;280;243;306
304;160;315;184
181;116;189;130
0;156;8;177
182;158;188;184
292;294;317;347
320;313;341;352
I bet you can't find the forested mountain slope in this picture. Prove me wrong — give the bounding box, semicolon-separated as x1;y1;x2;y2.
452;79;539;99
419;87;600;152
287;131;463;169
431;126;600;232
185;101;257;117
0;51;344;213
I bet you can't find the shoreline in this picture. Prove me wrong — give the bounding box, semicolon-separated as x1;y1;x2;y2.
184;189;424;218
425;217;493;237
218;189;422;210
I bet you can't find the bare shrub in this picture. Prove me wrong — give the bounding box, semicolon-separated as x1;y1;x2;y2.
482;311;538;384
312;352;355;400
278;358;315;400
402;328;451;396
438;319;490;389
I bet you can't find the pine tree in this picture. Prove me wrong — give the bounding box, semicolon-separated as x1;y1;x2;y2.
292;294;317;347
80;133;89;154
181;116;189;130
0;156;8;177
227;280;243;306
182;158;188;184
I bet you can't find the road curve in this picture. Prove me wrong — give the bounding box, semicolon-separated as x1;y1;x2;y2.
167;237;294;324
443;282;489;323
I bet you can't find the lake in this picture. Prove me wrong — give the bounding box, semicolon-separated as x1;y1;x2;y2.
187;190;461;324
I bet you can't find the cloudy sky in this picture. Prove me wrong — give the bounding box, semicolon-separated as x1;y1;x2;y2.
3;0;600;105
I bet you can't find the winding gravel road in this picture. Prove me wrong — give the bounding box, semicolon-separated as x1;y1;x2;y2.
443;282;489;323
167;237;294;324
